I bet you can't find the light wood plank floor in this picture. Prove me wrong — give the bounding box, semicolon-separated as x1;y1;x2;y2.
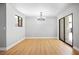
0;39;79;55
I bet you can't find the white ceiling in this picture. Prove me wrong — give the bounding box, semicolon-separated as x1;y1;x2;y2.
12;3;69;17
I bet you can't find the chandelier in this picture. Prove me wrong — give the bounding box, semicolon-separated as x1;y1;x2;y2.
37;12;45;21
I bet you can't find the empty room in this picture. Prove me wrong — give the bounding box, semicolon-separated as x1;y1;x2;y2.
0;3;79;55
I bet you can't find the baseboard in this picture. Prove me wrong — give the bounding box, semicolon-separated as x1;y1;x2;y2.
6;37;25;50
0;47;6;51
0;37;57;51
0;37;25;51
25;37;57;39
73;46;79;51
57;37;59;40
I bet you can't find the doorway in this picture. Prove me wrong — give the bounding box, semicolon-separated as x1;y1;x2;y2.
59;18;65;42
59;13;73;47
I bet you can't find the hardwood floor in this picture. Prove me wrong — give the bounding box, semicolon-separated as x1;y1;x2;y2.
0;38;79;55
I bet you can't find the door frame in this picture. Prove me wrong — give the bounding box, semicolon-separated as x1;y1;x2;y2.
59;13;73;47
59;17;65;42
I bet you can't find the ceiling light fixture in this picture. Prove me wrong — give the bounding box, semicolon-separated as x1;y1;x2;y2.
37;12;45;21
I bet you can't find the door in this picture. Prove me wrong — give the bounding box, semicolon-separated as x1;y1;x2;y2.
65;14;73;46
59;18;65;41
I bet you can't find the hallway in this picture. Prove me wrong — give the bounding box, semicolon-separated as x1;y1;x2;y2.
0;38;79;55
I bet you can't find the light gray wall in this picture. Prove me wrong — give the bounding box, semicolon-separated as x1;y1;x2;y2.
0;3;6;47
25;16;57;37
6;3;25;47
57;4;79;49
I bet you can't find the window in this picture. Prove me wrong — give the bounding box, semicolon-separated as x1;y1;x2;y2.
15;15;23;27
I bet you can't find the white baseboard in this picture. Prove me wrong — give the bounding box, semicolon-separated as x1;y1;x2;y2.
0;47;6;51
73;46;79;51
0;37;57;51
6;37;25;50
25;37;57;39
0;37;25;51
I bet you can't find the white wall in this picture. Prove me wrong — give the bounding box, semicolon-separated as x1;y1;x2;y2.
57;4;79;50
6;4;25;47
25;16;57;38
